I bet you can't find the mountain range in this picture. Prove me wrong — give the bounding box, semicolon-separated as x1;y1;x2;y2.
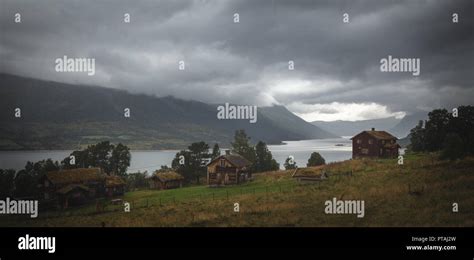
312;111;428;139
312;117;401;137
0;73;336;150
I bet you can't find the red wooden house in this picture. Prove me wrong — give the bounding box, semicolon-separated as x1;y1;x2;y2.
351;128;400;158
206;151;251;186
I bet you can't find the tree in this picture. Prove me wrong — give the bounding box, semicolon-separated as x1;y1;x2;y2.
188;141;210;183
172;141;210;184
408;105;474;157
89;141;115;173
14;159;60;198
410;120;426;152
172;150;192;180
110;143;131;176
231;129;256;163
284;157;297;170
62;141;131;176
307;152;325;167
211;143;221;160
0;169;15;198
125;171;149;191
424;109;451;151
254;141;279;172
447;106;474;155
440;133;464;161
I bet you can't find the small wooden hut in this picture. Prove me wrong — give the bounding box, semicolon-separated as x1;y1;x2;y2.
105;175;126;197
149;171;184;190
291;165;328;183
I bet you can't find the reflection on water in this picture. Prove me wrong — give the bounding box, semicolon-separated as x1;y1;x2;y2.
0;138;353;172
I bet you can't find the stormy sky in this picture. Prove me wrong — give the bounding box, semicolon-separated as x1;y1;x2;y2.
1;0;473;121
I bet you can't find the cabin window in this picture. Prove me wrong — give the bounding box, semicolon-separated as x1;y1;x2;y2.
356;139;361;144
368;139;373;144
220;159;225;167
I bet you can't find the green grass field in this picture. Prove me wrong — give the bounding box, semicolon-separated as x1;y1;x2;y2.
2;152;474;227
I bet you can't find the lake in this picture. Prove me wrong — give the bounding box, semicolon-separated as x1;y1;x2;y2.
0;138;353;173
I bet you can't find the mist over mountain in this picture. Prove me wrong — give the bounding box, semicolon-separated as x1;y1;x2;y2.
0;73;335;150
311;117;402;137
389;111;429;138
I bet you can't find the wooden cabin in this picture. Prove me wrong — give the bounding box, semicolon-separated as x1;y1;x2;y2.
105;175;126;197
351;128;400;159
40;168;105;209
149;171;184;190
291;166;328;183
40;168;126;208
55;184;90;209
207;152;252;186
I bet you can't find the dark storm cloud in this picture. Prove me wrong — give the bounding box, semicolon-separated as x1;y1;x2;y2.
1;0;473;121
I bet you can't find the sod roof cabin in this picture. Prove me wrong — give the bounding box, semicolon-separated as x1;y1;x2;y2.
41;168;105;208
56;184;90;195
149;170;184;190
105;175;126;196
351;128;400;158
207;152;252;186
44;168;104;186
41;168;126;208
291;165;328;182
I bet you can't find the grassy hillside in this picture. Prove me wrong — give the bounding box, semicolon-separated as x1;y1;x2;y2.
2;153;473;227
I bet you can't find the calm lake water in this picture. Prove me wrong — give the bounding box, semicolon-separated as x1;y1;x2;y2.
0;138;352;173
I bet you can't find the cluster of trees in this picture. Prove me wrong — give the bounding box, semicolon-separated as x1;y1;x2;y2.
232;130;279;173
283;152;326;170
0;141;131;199
62;141;131;176
124;171;149;191
171;130;280;184
171;141;213;184
410;106;474;160
0;159;60;199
